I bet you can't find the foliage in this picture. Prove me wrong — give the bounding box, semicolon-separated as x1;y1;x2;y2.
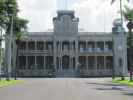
0;48;4;64
123;5;133;81
13;17;28;40
0;0;28;36
123;5;133;22
112;79;133;87
0;80;23;88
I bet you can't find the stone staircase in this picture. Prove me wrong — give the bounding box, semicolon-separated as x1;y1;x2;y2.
56;69;78;78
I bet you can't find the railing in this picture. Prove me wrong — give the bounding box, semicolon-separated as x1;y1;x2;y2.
79;48;113;53
18;50;53;54
17;69;55;77
79;69;113;76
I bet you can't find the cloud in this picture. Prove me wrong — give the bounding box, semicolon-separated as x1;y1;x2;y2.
18;0;57;32
18;0;133;32
70;0;119;32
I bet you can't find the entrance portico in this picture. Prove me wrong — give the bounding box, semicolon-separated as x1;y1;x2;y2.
56;56;75;71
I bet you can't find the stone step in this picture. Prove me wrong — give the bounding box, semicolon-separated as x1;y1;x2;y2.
56;70;78;77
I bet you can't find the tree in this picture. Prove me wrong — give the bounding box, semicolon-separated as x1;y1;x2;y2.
111;0;130;25
13;17;28;80
123;5;133;81
0;0;28;80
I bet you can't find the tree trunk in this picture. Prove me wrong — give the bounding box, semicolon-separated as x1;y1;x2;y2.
5;35;12;81
15;43;19;80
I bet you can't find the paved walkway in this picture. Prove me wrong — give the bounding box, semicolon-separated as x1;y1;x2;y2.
0;78;133;100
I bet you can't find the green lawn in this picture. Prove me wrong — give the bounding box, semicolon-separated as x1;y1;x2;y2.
112;78;133;87
0;80;23;88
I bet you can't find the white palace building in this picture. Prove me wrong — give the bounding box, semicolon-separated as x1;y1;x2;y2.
16;10;128;77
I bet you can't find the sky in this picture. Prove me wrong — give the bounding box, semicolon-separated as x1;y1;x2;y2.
18;0;133;32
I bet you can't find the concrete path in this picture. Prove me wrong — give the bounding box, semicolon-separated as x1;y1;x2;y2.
0;78;133;100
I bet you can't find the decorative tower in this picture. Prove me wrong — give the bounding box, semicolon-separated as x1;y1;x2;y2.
112;18;128;76
53;10;79;36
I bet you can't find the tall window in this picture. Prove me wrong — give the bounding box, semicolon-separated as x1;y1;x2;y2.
105;41;113;51
37;41;44;50
46;41;53;51
88;56;95;69
106;56;113;69
19;41;26;50
79;56;86;69
28;56;35;69
97;42;104;52
63;41;69;51
36;56;44;69
28;41;35;50
19;56;26;69
79;41;86;52
46;56;53;69
87;42;95;52
97;56;104;70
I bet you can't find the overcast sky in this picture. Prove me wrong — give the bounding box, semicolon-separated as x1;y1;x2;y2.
18;0;133;32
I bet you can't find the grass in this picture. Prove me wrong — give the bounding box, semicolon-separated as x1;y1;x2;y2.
112;78;133;87
0;80;23;88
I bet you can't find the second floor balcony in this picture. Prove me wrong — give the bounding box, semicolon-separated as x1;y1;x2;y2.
79;47;113;53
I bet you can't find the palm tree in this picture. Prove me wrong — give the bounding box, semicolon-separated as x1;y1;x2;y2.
0;0;7;80
111;0;130;25
13;17;28;80
0;0;28;81
123;6;133;81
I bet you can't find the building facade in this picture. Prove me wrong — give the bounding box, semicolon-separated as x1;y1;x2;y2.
16;10;127;77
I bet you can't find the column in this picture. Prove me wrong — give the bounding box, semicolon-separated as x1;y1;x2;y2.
104;56;106;70
69;40;71;52
95;56;97;71
71;41;73;52
35;56;37;69
26;56;28;69
75;40;78;70
94;41;97;71
86;56;88;69
59;41;61;52
54;39;57;70
95;41;97;52
44;41;46;50
86;41;88;52
71;57;73;70
44;56;45;69
61;41;62;53
69;57;71;69
104;41;106;52
26;41;28;50
35;40;37;51
71;57;73;69
59;57;60;71
61;57;62;71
